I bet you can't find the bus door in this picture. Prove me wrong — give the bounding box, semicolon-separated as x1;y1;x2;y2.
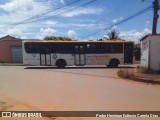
74;45;86;65
40;54;51;66
124;43;133;64
40;54;46;66
40;45;51;66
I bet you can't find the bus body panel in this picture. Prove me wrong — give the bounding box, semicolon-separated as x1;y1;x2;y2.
23;53;40;66
22;40;134;67
46;54;51;66
40;54;46;65
50;54;75;66
49;53;124;66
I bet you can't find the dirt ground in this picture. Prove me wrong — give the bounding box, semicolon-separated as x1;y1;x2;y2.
0;66;160;120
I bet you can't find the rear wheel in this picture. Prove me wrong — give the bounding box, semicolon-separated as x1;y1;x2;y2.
109;59;119;68
56;59;66;68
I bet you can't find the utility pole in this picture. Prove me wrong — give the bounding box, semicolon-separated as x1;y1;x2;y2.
152;0;159;34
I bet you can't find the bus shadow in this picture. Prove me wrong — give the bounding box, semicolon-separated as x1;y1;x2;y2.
24;66;135;69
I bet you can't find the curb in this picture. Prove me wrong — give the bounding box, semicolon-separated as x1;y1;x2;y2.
127;76;160;85
0;63;24;66
117;70;160;85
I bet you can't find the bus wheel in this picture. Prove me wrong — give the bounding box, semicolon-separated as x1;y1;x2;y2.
56;59;66;68
109;59;119;68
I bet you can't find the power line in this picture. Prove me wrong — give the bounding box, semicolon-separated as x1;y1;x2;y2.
111;0;130;14
21;0;99;24
3;0;83;28
85;0;132;35
82;5;152;39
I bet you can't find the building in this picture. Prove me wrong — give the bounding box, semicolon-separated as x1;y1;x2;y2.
134;43;141;61
0;35;22;63
141;34;160;71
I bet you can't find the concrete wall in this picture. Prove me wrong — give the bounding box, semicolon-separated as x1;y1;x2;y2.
141;37;149;68
141;35;160;71
0;40;22;63
150;36;160;70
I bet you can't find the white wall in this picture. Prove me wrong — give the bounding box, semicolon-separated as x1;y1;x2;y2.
141;37;149;68
141;35;160;71
150;36;160;71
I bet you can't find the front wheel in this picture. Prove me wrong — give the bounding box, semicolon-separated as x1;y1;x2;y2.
56;59;66;68
109;59;119;68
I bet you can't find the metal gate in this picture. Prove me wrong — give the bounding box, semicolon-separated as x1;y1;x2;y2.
11;46;22;63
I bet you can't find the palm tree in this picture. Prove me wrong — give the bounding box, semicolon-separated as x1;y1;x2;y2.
105;29;121;40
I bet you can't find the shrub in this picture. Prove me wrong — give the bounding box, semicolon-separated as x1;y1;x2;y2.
117;69;134;79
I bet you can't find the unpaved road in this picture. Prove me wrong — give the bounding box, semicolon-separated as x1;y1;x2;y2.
0;66;160;120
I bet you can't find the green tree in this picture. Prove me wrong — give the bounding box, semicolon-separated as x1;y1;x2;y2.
43;36;72;41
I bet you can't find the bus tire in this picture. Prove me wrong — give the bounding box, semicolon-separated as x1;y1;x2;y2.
56;59;66;68
109;59;119;68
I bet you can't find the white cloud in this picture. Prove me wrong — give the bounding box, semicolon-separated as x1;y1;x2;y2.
44;21;58;26
119;28;151;43
36;28;57;39
112;25;118;29
112;19;117;23
20;35;28;39
67;30;77;40
146;21;150;27
0;0;56;39
144;28;150;34
59;0;65;4
88;36;96;40
0;0;49;15
0;0;34;12
56;23;97;30
112;17;123;23
0;0;104;40
61;7;102;17
49;0;65;4
0;0;51;25
0;25;28;38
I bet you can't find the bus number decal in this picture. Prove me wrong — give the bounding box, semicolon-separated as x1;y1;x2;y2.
94;55;110;59
53;54;57;59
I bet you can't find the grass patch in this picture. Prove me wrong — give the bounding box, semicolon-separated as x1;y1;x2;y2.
137;66;160;74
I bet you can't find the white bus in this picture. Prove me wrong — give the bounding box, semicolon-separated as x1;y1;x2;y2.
22;40;134;68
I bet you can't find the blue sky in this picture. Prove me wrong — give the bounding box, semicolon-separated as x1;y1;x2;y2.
0;0;156;42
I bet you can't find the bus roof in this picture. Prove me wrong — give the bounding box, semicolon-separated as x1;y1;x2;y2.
23;40;134;43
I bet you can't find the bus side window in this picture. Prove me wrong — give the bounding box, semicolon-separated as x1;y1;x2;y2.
53;44;62;53
86;43;99;53
97;43;106;53
80;45;84;54
110;44;115;53
45;43;50;54
86;44;90;53
26;43;40;53
118;44;123;53
87;44;90;48
104;44;110;53
28;44;32;53
90;44;96;53
75;45;79;54
64;44;74;53
50;43;55;53
110;43;123;53
40;44;45;54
